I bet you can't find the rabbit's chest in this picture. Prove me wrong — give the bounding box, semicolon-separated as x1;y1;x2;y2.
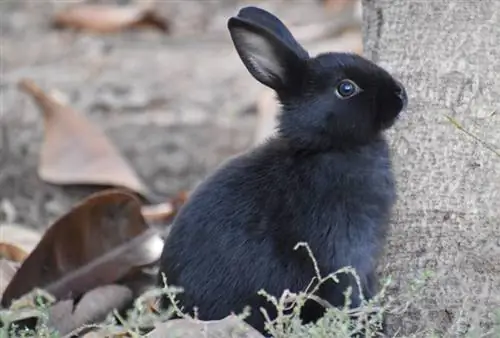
287;153;394;264
305;154;395;207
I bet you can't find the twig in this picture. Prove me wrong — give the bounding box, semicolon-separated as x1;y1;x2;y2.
445;115;500;157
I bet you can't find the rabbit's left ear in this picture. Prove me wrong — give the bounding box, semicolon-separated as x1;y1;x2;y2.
235;6;309;60
228;7;308;91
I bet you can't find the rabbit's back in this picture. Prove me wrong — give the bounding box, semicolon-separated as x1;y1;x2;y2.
159;136;395;328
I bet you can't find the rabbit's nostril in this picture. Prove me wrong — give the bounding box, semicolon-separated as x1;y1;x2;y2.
396;87;406;100
394;85;408;110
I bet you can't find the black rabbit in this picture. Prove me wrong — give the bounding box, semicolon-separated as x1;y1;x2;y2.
158;5;407;336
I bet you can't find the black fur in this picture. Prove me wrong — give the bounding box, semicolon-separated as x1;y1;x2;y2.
158;6;407;336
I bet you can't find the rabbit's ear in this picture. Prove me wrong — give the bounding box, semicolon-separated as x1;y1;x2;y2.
228;9;308;91
235;6;309;60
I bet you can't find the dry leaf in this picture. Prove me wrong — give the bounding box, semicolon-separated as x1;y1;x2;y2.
322;0;355;13
1;189;163;308
140;191;189;224
82;327;130;338
19;79;150;197
53;5;170;34
0;259;20;296
0;224;42;261
0;243;29;262
290;0;361;44
82;332;104;338
147;315;264;338
322;0;362;19
48;284;133;335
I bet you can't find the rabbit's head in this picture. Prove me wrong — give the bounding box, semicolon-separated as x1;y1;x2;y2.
228;6;407;150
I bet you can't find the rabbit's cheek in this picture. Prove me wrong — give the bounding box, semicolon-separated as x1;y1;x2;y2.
375;97;403;130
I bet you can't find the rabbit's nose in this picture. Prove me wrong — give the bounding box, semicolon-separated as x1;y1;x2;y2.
395;82;408;110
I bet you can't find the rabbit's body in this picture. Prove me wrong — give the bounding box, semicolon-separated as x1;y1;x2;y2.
158;5;407;336
160;136;395;331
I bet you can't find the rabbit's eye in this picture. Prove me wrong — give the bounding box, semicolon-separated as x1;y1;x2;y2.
335;79;360;99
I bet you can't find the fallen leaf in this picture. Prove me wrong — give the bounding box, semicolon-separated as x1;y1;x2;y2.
53;5;170;34
0;259;19;296
0;243;28;262
1;189;163;308
82;327;130;338
322;0;356;13
48;284;133;335
140;191;189;224
147;315;264;338
289;0;361;44
0;224;42;261
82;332;104;338
19;79;150;197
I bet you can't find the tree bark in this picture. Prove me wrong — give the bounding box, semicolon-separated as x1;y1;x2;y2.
362;0;500;334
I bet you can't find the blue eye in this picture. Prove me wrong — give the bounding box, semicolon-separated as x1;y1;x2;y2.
336;79;360;98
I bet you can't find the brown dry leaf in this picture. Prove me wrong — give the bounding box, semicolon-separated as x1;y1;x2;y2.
48;284;133;335
3;285;134;337
1;189;163;308
147;315;264;338
0;224;42;262
0;243;29;262
19;79;150;197
81;332;104;338
290;0;361;43
322;0;355;13
322;0;362;19
53;5;170;34
140;191;189;224
82;327;130;338
0;259;20;296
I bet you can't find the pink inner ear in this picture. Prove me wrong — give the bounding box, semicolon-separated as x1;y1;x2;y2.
233;28;285;84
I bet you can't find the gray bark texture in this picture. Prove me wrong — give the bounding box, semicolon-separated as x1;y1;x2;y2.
362;0;500;334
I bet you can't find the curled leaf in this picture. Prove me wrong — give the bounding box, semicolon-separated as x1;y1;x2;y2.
147;315;264;338
322;0;356;13
53;5;170;34
82;327;130;338
0;224;42;261
19;79;150;197
1;189;163;308
141;191;189;224
0;243;29;263
48;284;133;335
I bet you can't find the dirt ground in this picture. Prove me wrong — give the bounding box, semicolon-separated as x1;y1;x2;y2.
0;0;361;230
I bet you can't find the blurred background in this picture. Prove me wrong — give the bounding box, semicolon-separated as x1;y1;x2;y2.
0;0;362;230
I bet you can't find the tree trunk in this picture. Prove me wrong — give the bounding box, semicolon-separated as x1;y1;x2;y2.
362;0;500;335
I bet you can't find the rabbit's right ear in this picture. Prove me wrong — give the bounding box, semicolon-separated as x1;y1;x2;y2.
228;8;309;91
